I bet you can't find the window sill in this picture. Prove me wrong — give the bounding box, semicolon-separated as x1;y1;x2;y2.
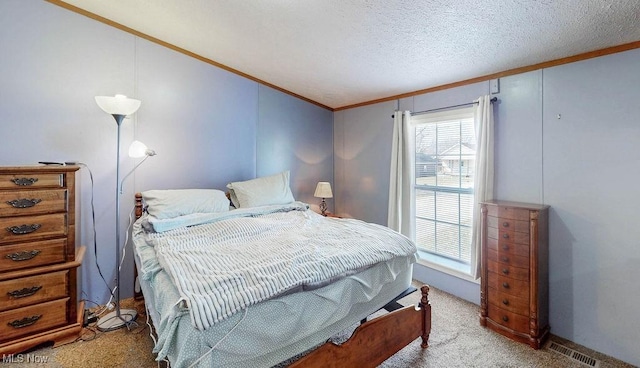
416;250;480;284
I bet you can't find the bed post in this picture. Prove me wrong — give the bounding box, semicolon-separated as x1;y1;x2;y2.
420;285;431;348
133;192;144;300
135;192;143;219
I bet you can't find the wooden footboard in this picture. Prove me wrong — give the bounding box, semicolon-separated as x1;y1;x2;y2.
288;285;431;368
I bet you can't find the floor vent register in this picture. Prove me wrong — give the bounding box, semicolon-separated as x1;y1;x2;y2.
546;341;601;368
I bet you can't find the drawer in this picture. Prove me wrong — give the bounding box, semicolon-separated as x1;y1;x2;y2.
0;238;67;272
487;227;529;245
486;205;530;221
0;189;67;217
0;213;66;244
0;298;68;342
499;229;529;245
487;303;529;333
488;287;529;315
0;173;64;190
0;270;68;312
487;216;529;234
488;248;529;269
487;237;529;258
487;271;529;299
487;260;529;281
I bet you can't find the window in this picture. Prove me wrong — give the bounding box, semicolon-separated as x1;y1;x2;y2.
412;107;475;267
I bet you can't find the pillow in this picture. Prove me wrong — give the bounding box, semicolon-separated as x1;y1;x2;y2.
226;171;295;208
142;189;230;219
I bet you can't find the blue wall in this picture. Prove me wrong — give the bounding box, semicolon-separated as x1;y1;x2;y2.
335;49;640;366
0;1;333;306
334;101;396;223
541;53;640;365
257;85;334;209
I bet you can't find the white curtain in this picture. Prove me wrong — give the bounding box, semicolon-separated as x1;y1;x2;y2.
470;95;495;279
388;111;415;239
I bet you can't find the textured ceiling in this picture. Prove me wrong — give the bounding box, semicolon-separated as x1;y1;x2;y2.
58;0;640;109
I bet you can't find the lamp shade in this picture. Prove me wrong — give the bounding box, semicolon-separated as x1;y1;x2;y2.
128;140;155;158
95;94;141;116
314;182;333;198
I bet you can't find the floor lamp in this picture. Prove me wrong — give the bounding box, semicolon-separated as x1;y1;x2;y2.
94;94;152;331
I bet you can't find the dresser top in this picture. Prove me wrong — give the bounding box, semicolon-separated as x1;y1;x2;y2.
481;199;549;210
0;165;80;173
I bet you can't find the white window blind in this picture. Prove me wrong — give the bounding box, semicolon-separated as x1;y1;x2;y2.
413;107;475;265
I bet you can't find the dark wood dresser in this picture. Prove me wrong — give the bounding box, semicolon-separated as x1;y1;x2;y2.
0;165;85;354
479;200;549;349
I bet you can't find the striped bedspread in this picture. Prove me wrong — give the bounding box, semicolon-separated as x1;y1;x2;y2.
140;202;417;330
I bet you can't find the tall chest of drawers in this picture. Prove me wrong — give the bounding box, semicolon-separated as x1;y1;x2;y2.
479;200;549;349
0;166;85;354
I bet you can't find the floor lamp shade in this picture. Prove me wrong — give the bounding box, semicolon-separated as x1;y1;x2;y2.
128;140;155;158
95;95;141;116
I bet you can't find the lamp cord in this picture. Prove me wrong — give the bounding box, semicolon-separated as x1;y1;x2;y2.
119;206;136;274
77;163;114;301
77;163;138;313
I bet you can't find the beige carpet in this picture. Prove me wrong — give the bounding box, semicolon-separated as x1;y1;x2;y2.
7;284;634;368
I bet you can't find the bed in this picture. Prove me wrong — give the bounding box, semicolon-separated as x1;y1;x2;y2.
131;172;431;367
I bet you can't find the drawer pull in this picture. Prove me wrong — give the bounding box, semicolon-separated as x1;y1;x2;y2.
502;244;509;250
502;233;509;239
6;224;42;235
502;222;509;227
502;282;510;289
502;316;509;322
7;198;42;208
6;250;41;261
502;299;509;305
10;178;38;186
502;268;509;274
501;256;509;262
8;315;42;329
7;286;42;299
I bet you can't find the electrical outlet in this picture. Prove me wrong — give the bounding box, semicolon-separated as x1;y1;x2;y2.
83;309;98;326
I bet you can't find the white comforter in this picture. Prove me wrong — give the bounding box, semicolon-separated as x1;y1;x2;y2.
139;202;417;330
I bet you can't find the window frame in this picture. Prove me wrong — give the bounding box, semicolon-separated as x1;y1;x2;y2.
411;106;476;276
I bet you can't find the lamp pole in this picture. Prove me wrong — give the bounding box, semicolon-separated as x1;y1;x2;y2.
114;114;124;325
95;95;142;332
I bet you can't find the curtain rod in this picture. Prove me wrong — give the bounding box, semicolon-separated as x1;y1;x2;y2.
391;96;497;118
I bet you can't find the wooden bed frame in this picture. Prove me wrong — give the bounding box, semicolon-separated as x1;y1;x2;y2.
134;193;431;367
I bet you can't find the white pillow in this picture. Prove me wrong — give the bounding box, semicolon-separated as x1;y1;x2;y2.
142;189;230;219
226;171;295;208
